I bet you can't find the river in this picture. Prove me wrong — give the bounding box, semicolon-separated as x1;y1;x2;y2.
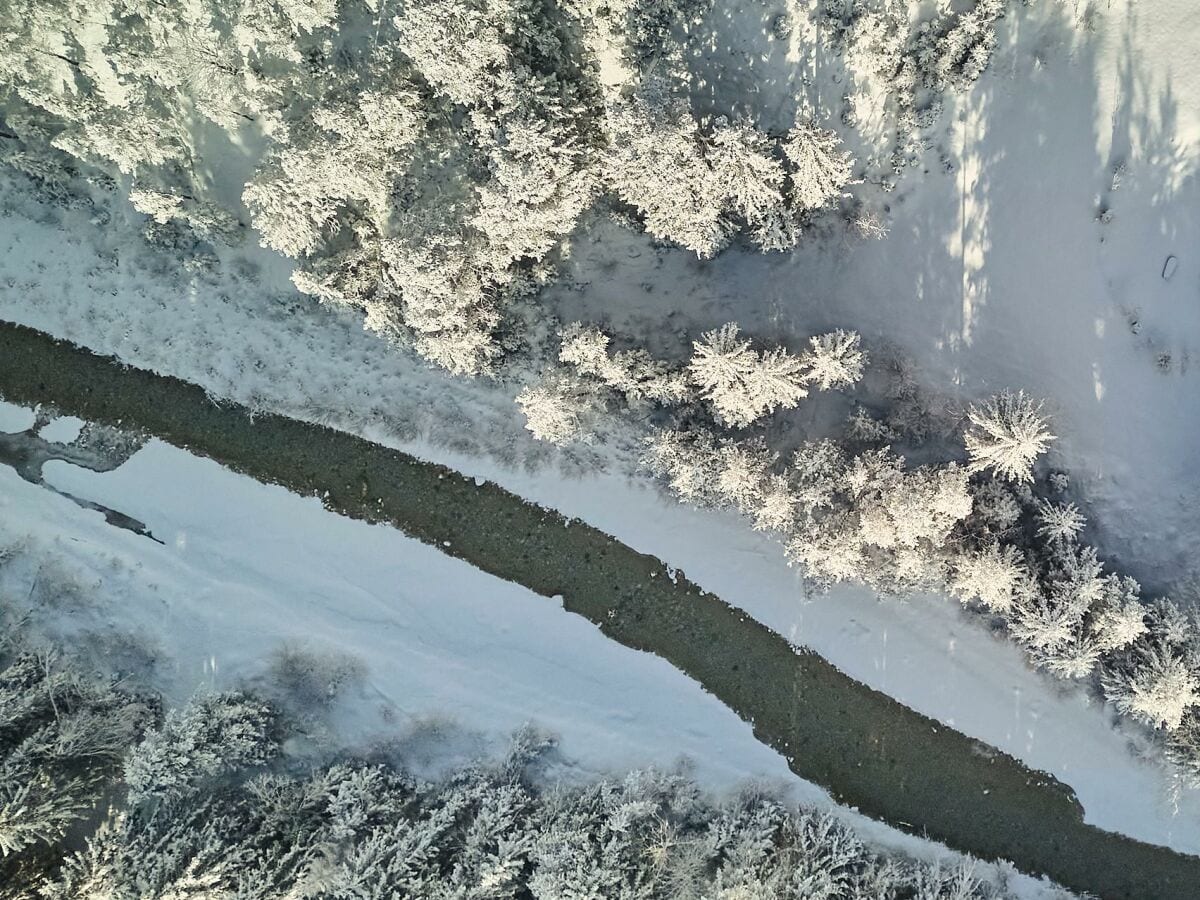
0;319;1195;898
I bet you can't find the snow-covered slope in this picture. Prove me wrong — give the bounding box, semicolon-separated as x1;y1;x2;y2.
0;407;1064;895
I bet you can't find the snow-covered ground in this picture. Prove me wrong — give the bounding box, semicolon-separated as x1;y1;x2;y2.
548;0;1200;590
2;0;1199;869
0;401;1064;896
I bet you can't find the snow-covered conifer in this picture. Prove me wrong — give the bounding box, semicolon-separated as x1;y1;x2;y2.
949;542;1024;614
688;323;808;427
643;429;723;506
790;439;849;513
752;474;799;534
1102;645;1200;731
124;692;277;803
559;323;690;405
787;517;866;585
803;329;866;390
852;454;972;553
604;88;732;258
1092;593;1148;654
782;119;855;211
713;440;775;512
516;377;594;445
963;390;1055;483
707;117;792;249
1035;499;1085;544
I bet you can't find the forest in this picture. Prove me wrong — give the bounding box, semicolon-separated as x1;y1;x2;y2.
1;0;1197;892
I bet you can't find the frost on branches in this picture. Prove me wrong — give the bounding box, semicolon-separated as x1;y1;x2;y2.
516;377;596;445
123;692;277;803
783;120;856;211
803;329;867;390
688;323;809;427
687;323;865;428
963;390;1055;483
604;89;734;259
22;696;1016;900
949;541;1025;614
605;83;856;257
0;610;150;868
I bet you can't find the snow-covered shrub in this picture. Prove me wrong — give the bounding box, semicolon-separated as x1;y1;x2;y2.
264;644;366;711
124;692;278;802
963;390;1055;483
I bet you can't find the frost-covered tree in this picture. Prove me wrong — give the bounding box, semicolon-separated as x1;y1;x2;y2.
782;119;855;211
803;329;866;390
1102;644;1200;731
963;390;1055;483
123;691;277;802
1092;594;1148;654
516;376;596;445
688;323;808;427
643;428;725;506
392;0;513;107
851;452;972;550
1034;499;1086;544
604;88;732;258
707;116;794;249
753;473;800;534
784;445;972;590
913;0;1006;92
713;439;776;511
559;323;690;405
949;541;1025;614
0;640;149;869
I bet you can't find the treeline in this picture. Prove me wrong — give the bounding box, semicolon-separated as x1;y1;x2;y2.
0;610;1025;899
520;321;1200;785
0;0;1010;376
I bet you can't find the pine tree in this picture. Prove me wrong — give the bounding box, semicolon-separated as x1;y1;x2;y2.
949;542;1025;614
604;88;732;258
1034;499;1085;544
688;324;808;427
803;330;866;391
782;119;855;211
1102;645;1200;731
124;692;277;803
963;390;1055;484
516;376;595;445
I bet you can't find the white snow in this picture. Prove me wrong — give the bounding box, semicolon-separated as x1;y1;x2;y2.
37;414;84;443
0;400;33;432
2;0;1199;869
0;416;1062;894
387;435;1200;855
